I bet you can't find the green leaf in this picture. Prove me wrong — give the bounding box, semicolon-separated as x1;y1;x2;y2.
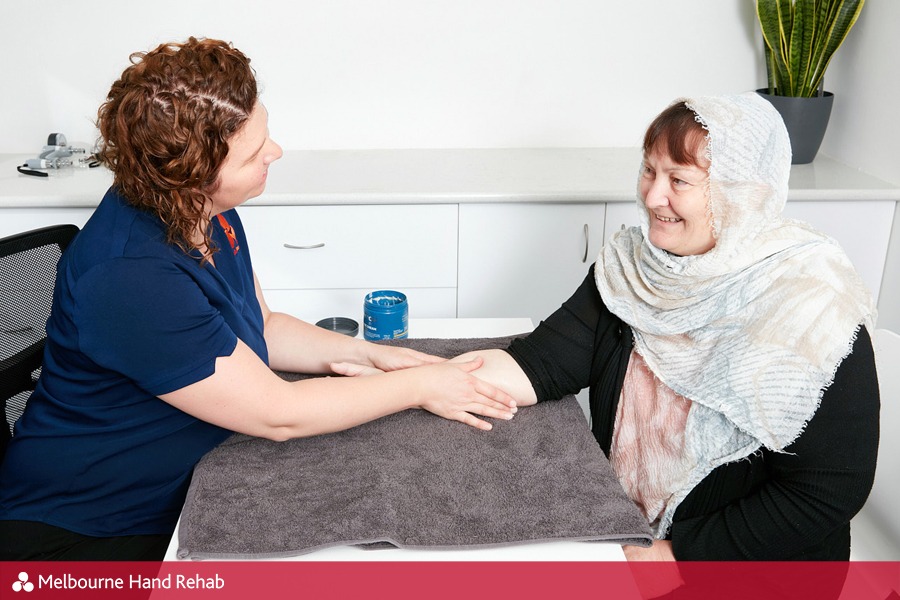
789;0;816;96
756;0;865;97
807;0;865;94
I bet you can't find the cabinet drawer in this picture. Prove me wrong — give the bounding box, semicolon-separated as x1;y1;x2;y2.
0;208;95;239
783;201;893;304
603;202;639;244
238;205;457;290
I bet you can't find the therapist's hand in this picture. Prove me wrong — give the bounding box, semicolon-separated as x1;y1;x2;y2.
330;361;384;377
333;357;517;430
411;357;517;430
367;344;445;372
333;344;444;376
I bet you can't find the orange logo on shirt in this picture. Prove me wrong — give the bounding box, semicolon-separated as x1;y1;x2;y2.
216;214;240;255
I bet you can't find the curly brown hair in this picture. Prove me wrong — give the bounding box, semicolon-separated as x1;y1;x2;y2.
96;37;258;258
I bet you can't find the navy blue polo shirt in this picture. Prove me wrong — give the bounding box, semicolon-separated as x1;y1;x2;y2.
0;187;268;536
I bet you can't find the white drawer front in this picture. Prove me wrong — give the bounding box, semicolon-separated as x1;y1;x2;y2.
263;287;457;324
0;208;94;238
783;201;893;304
238;205;457;290
458;203;606;323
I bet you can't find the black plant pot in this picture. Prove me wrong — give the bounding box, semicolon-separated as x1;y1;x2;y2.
756;89;834;164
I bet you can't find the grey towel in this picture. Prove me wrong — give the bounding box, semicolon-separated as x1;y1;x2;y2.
176;336;652;560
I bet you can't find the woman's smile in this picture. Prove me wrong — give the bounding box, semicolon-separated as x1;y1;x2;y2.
653;213;682;224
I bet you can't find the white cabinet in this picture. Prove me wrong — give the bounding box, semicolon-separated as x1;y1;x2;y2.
603;201;640;244
0;207;94;238
238;204;458;324
1;151;895;326
783;201;893;304
457;203;606;324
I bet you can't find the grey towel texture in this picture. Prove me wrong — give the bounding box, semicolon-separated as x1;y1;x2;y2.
176;336;652;560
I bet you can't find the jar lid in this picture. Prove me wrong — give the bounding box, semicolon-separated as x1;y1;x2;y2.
315;317;360;337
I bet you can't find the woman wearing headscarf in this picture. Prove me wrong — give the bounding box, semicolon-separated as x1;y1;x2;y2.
341;93;879;562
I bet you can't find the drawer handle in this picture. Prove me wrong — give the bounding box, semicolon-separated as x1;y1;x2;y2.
283;242;325;250
582;223;589;263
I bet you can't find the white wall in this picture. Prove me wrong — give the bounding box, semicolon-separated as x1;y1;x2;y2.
4;2;897;325
0;0;762;153
822;0;900;331
822;0;900;188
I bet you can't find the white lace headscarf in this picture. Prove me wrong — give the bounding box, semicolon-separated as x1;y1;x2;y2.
595;93;875;536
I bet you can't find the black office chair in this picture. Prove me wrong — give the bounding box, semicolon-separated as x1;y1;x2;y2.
1;224;79;464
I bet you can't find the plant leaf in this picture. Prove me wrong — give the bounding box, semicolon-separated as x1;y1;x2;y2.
789;0;816;96
807;0;865;95
756;0;864;97
757;0;792;94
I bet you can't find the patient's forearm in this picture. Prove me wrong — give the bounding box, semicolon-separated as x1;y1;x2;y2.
450;349;538;406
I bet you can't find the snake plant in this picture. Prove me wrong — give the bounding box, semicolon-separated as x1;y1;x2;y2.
757;0;865;97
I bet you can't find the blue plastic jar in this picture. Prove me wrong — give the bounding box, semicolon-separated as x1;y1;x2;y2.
363;290;409;340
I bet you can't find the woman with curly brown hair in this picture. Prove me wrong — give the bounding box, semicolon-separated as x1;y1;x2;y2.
0;37;516;561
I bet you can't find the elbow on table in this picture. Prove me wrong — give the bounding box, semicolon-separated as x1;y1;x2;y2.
243;412;306;442
252;413;338;442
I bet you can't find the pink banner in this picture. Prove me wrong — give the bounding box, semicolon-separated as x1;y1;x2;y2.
2;561;898;599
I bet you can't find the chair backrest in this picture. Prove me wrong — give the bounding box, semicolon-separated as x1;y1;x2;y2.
1;224;79;462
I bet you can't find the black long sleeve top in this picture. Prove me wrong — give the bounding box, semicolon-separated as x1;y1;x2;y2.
506;265;880;560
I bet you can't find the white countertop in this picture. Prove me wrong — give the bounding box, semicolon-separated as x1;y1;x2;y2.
2;149;898;209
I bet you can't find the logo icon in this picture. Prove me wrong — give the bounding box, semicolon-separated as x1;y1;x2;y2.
12;572;34;592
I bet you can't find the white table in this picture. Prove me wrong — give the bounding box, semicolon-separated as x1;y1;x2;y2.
407;317;533;339
164;317;627;561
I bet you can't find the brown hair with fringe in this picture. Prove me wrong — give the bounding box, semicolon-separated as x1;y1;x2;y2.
643;101;708;167
96;37;258;259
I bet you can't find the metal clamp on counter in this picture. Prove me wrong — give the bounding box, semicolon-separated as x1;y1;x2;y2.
16;133;99;178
